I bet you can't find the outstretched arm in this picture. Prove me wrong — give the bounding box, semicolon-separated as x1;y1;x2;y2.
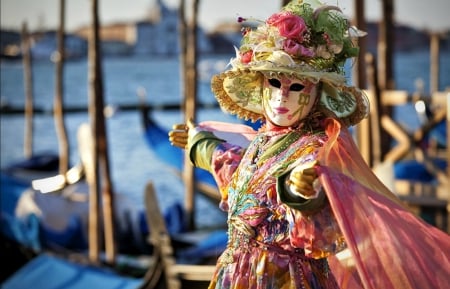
168;118;226;173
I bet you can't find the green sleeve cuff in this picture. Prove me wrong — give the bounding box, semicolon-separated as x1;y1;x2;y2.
188;131;225;172
276;172;326;211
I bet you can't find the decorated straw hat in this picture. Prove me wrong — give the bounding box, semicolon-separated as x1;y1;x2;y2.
211;0;369;127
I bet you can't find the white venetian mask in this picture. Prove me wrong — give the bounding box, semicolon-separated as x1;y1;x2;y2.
262;76;318;127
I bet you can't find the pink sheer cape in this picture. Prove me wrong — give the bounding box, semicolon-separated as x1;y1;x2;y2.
319;118;450;289
199;119;450;289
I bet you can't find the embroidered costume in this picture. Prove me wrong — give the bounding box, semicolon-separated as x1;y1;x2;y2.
189;118;450;289
191;125;343;288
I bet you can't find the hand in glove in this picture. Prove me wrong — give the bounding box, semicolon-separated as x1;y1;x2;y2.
168;118;195;149
287;160;320;199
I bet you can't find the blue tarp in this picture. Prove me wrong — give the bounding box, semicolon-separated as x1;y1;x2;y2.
1;172;88;252
1;254;142;289
0;173;41;251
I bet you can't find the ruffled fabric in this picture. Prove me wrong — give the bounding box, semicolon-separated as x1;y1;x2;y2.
209;246;339;289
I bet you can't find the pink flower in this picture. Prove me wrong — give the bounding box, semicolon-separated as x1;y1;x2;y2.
240;50;253;64
283;39;314;57
266;11;307;42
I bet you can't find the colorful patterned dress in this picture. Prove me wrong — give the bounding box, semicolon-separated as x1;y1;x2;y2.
189;126;345;289
189;118;450;289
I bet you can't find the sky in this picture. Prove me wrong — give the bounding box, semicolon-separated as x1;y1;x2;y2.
1;0;450;33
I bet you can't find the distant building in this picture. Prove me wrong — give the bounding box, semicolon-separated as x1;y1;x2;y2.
30;31;87;60
0;30;22;59
133;19;178;55
364;22;436;53
207;22;243;54
133;0;211;55
72;0;212;56
75;22;136;45
74;22;135;57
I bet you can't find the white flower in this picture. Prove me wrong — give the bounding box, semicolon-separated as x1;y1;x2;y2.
267;51;296;66
315;45;332;59
329;43;343;54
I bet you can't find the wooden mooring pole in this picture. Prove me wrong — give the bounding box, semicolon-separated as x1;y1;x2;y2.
352;0;370;164
54;0;70;176
87;0;101;264
182;0;200;231
21;22;33;159
87;0;117;264
429;33;441;94
377;0;395;161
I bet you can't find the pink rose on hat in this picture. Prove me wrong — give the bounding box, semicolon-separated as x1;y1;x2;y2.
266;11;308;42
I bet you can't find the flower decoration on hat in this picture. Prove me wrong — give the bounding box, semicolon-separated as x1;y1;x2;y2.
211;0;369;126
235;0;364;74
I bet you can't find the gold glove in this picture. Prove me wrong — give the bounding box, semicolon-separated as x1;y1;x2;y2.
168;118;195;149
287;160;320;199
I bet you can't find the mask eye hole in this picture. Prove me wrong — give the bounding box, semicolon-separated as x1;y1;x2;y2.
290;83;305;91
268;78;281;88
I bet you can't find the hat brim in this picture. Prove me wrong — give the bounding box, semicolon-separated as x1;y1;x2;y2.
318;85;370;127
211;66;368;127
211;69;265;122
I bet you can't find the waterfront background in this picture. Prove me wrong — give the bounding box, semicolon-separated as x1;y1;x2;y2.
1;51;449;227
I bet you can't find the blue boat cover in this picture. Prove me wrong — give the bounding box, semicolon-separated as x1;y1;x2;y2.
0;173;41;251
1;172;88;252
143;114;218;188
1;254;142;289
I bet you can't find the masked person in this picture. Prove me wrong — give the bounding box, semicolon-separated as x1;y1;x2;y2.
169;1;450;288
